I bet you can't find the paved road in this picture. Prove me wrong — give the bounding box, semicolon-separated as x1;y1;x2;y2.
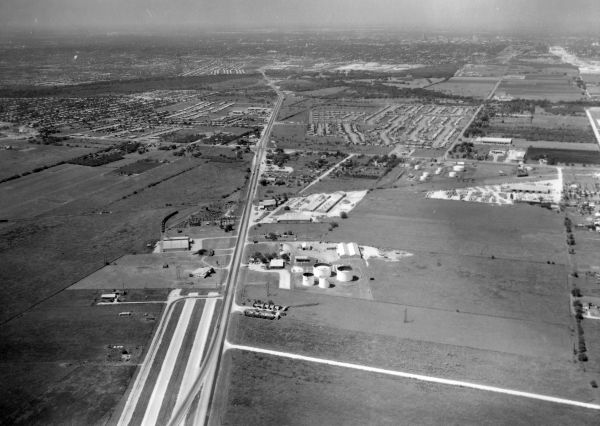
487;77;503;100
173;297;217;413
225;342;600;411
444;103;483;160
585;108;600;147
141;298;196;426
116;293;221;426
167;80;284;426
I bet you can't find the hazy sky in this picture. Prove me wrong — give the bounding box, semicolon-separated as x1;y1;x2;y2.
1;0;600;33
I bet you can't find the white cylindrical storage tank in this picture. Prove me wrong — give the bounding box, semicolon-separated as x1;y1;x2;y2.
449;171;457;178
313;263;332;279
336;265;353;282
452;165;465;172
318;277;330;289
302;272;314;286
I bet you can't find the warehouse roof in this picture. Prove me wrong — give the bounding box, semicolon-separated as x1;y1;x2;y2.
269;258;285;269
337;242;360;258
163;237;190;251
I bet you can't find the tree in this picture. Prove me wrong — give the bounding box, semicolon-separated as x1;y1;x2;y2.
340;211;348;219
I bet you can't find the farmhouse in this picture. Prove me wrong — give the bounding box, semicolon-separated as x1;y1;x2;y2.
474;137;512;145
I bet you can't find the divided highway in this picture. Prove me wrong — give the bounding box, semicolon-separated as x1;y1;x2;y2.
115;80;283;426
167;88;284;426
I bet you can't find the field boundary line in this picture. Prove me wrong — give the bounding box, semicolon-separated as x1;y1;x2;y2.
226;342;600;411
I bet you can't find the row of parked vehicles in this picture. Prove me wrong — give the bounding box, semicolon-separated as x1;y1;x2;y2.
243;299;288;320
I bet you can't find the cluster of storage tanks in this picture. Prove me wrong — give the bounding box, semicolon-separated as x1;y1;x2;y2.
301;263;353;289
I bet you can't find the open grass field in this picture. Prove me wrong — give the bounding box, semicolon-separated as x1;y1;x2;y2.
0;150;249;321
428;77;499;99
0;148;250;221
525;147;600;165
498;78;585;101
0;289;164;425
237;278;571;360
0;163;126;219
70;253;228;290
0;74;264;98
333;187;566;261
217;350;599;426
0;207;173;323
571;231;600;271
0;137;250;423
0;141;97;181
485;108;597;144
367;253;568;323
228;170;600;423
513;140;600;151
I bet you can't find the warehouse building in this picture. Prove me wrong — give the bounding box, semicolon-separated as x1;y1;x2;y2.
474;137;512;145
336;242;361;258
258;199;277;210
501;183;551;194
162;236;190;252
269;258;285;269
276;213;313;223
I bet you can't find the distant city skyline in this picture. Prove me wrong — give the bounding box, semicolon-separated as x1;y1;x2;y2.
1;0;600;34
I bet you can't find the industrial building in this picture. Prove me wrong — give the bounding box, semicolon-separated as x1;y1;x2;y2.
501;183;551;194
269;258;285;269
258;199;277;210
474;137;512;145
276;213;313;223
100;293;118;303
162;236;191;252
336;242;361;258
191;266;215;278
